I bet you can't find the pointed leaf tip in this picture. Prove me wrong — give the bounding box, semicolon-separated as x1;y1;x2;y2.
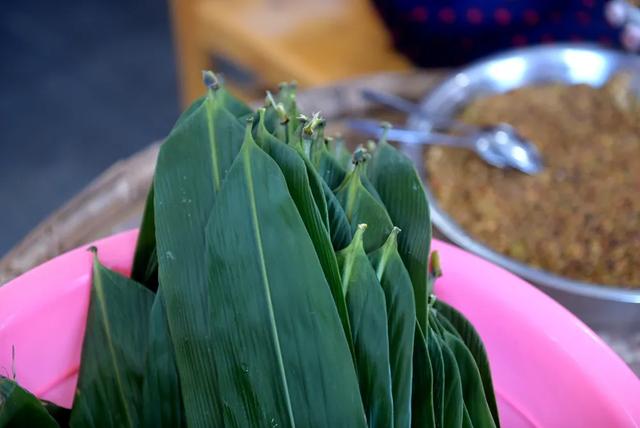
266;91;288;124
379;122;391;144
375;227;402;280
242;120;256;146
265;90;275;107
303;112;324;136
87;245;98;254
385;226;401;246
350;223;367;249
352;146;371;165
202;70;219;90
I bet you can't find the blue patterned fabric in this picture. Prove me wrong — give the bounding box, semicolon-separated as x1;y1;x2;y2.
372;0;623;66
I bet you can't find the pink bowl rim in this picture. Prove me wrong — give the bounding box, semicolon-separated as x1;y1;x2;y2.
1;229;638;424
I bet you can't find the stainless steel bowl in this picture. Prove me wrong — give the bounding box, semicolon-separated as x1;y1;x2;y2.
406;43;640;333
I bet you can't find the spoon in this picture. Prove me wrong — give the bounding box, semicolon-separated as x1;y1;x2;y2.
355;90;544;175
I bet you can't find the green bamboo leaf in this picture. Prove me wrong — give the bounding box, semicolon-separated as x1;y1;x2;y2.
303;155;330;228
178;79;250;128
411;325;435;428
143;248;158;286
203;135;365;427
175;96;205;125
434;333;464;428
298;123;330;224
278;83;301;144
282;112;330;229
0;378;59;427
70;252;154;428
337;224;394;428
254;110;354;359
200;71;254;121
276;82;299;119
327;136;352;170
310;135;347;190
262;97;284;140
253;110;329;231
317;151;347;190
141;293;185;428
130;93;208;291
362;174;385;205
153;77;246;427
434;301;500;426
462;406;473;428
443;332;496;428
43;400;71;426
131;74;251;291
131;183;157;290
426;326;445;428
323;178;353;250
367;132;432;329
369;228;416;428
264;83;300;144
335;152;394;253
219;88;254;120
311;141;384;206
291;117;338;231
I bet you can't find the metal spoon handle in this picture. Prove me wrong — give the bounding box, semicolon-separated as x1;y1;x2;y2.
361;89;478;133
347;119;475;148
361;89;420;115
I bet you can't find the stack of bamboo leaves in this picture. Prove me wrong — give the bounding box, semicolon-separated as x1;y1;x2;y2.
0;72;500;428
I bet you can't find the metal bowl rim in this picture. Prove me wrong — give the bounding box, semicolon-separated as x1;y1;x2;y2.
415;43;640;303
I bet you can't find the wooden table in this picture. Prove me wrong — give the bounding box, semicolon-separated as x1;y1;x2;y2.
1;71;638;375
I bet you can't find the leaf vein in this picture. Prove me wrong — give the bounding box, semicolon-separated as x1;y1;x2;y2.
242;146;296;426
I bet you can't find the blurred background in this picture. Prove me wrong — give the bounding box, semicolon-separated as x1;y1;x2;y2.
0;0;178;254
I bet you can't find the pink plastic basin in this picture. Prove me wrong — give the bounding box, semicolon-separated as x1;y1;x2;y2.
1;230;639;427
